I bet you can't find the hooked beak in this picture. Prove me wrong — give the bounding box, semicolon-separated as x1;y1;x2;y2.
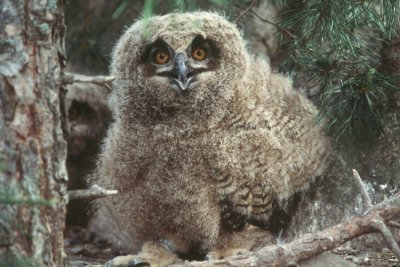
171;53;194;91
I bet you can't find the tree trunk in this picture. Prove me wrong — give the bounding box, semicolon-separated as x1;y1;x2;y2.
0;0;67;266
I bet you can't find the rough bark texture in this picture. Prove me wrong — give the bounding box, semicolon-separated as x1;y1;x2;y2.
0;0;67;266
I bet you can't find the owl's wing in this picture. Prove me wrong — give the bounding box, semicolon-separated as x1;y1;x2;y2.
205;125;284;232
204;67;330;232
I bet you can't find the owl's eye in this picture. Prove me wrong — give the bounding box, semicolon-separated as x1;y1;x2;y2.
154;50;170;64
192;48;207;61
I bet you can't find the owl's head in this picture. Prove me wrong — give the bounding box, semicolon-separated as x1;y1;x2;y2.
110;12;250;122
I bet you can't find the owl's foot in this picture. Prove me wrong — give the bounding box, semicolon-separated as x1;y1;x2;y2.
104;255;150;267
104;241;182;267
208;225;274;259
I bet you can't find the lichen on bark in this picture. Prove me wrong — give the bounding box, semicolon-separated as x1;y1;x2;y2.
0;0;67;266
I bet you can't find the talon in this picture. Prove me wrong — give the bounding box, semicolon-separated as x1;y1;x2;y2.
103;260;114;267
204;253;215;261
127;258;150;267
104;256;149;267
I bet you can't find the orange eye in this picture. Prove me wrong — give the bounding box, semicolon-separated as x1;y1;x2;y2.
154;51;170;64
192;48;207;61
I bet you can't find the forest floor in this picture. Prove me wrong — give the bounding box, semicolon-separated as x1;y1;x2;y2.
64;226;400;267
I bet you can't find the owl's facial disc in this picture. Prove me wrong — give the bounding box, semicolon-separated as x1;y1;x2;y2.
146;36;219;93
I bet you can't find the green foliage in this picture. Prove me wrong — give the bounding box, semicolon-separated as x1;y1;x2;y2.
270;0;291;8
137;0;233;38
378;0;400;38
142;0;155;18
275;0;400;138
208;0;230;7
112;0;131;20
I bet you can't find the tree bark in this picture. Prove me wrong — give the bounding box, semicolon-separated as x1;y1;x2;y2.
0;0;67;266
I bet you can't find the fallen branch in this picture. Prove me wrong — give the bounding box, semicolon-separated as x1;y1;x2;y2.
388;220;400;228
174;192;400;267
67;184;118;200
62;72;115;88
369;219;400;259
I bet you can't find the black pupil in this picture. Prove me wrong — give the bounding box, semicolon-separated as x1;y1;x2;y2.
155;50;168;63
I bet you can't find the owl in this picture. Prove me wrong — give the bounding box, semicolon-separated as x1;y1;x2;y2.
90;12;331;266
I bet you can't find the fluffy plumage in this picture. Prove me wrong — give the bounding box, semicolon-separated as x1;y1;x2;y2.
91;11;330;265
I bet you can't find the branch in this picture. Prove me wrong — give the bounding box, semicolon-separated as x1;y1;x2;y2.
174;192;400;267
388;220;400;228
62;72;115;88
67;184;118;200
369;219;400;259
249;10;296;39
352;169;373;209
234;0;258;23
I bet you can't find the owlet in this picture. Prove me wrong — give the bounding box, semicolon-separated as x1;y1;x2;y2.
90;11;331;267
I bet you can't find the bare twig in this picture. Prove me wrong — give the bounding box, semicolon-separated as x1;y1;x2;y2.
250;10;296;38
352;169;373;209
388;220;400;228
249;10;276;25
351;169;400;259
62;72;115;88
173;192;400;267
369;218;400;259
234;0;258;23
67;184;118;200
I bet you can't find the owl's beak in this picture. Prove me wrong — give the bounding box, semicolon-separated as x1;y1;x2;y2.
171;53;193;91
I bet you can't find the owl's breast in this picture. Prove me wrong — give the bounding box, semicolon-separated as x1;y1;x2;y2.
147;134;221;249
